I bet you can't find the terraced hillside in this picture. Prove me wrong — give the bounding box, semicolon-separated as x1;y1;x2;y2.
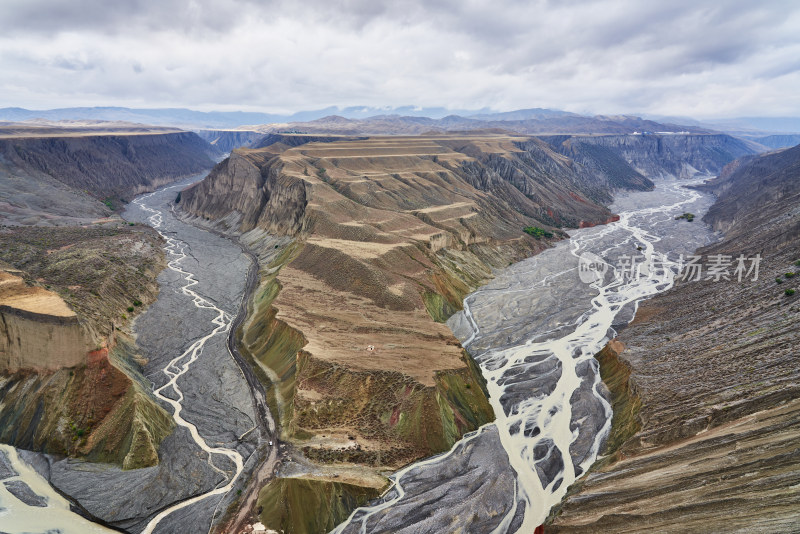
179;133;656;531
549;144;800;533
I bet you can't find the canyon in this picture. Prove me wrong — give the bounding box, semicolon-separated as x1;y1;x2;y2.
173;130;765;532
0;116;796;534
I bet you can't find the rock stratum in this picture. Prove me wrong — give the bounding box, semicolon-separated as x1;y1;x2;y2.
549;144;800;532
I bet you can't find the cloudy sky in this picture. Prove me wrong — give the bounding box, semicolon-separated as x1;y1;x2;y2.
1;0;799;118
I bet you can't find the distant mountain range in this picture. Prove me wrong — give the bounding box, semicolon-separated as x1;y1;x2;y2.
263;113;711;136
1;106;799;138
0;106;489;129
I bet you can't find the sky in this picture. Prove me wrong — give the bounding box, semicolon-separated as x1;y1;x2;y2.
1;0;799;118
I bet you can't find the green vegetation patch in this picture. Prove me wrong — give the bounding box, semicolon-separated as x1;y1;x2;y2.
675;212;695;222
422;290;459;323
523;226;554;239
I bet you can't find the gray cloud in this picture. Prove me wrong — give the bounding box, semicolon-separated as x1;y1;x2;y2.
0;0;798;117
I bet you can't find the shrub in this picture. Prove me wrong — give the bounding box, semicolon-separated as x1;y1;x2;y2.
133;300;142;306
776;277;784;284
785;272;796;278
785;289;796;297
127;306;135;312
523;226;554;239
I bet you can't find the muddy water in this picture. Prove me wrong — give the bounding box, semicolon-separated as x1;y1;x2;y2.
333;178;717;533
0;445;117;534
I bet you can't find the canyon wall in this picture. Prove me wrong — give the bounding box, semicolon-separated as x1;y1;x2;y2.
0;307;89;371
0;131;218;203
0;129;195;469
549;144;800;533
544;133;760;179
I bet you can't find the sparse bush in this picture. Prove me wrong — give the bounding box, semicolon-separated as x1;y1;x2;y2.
127;306;134;312
133;300;142;306
675;212;695;222
523;226;554;239
776;277;784;284
785;289;796;296
795;260;800;266
785;272;796;278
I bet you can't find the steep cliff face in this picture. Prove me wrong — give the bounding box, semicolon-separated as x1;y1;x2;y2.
549;146;800;533
544;133;760;179
181;153;309;236
0;271;90;371
0;271;173;470
0;132;218;203
0;129;216;472
750;134;800;149
540;136;654;201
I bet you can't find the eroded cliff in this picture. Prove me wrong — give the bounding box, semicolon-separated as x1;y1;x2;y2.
0;271;90;371
0;225;175;470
